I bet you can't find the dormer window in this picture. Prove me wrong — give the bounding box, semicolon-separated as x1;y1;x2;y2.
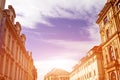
104;16;108;24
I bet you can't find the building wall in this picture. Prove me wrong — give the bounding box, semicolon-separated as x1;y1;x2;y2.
0;2;37;80
96;0;120;80
70;46;104;80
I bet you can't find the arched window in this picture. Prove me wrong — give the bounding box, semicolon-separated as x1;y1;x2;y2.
109;46;115;61
110;72;116;80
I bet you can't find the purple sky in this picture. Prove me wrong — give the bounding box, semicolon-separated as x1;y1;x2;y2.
22;18;92;60
6;0;106;80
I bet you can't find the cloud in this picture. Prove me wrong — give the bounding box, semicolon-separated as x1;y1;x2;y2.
5;0;106;28
87;23;101;42
41;39;100;54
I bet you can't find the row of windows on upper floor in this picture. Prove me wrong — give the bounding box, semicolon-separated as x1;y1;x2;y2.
79;58;97;71
71;70;96;80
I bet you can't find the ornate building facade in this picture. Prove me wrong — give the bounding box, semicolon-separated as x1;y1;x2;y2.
44;68;69;80
96;0;120;80
70;46;104;80
0;0;37;80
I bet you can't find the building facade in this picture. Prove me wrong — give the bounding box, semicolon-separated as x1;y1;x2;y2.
0;0;37;80
70;46;104;80
44;68;69;80
96;0;120;80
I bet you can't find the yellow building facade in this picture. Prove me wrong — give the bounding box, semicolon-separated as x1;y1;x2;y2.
96;0;120;80
70;46;104;80
0;0;37;80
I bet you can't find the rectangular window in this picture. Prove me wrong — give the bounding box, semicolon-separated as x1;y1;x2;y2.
104;16;108;24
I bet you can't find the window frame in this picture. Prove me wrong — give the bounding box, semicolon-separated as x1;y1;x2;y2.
109;46;115;61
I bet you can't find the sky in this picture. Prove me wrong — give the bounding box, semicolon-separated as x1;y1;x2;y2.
6;0;106;80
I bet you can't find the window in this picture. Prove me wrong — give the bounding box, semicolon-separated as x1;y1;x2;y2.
115;48;119;58
109;46;115;61
106;55;108;63
104;16;108;24
106;29;109;39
